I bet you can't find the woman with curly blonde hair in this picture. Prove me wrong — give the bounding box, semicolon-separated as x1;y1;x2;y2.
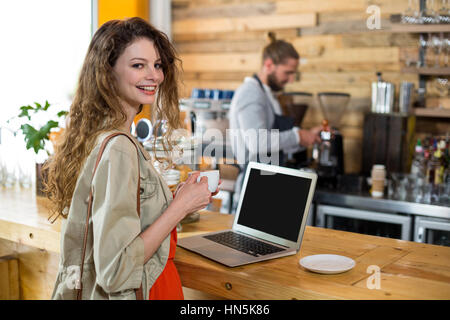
45;17;214;300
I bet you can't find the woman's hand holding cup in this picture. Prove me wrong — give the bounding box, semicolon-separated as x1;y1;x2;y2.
172;171;211;219
172;170;221;219
195;170;221;198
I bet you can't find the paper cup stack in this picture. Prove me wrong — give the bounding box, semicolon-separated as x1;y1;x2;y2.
371;164;386;198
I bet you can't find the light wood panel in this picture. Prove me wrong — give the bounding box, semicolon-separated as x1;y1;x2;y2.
0;255;20;300
180;52;260;72
173;28;298;42
173;2;276;20
277;0;368;14
180;48;400;72
173;12;316;35
176;39;266;54
342;33;418;48
277;0;410;15
176;34;418;55
181;71;418;88
303;47;400;65
173;0;410;14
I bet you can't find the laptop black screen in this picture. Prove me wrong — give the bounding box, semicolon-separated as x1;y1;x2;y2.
236;168;312;242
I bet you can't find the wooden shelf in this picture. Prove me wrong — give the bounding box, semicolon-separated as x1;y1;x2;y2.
388;16;450;33
412;107;450;118
402;67;450;75
389;23;450;33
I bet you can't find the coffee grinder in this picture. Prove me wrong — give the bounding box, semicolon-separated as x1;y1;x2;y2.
314;92;350;188
277;92;313;168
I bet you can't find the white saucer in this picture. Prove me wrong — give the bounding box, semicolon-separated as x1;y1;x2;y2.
299;254;356;274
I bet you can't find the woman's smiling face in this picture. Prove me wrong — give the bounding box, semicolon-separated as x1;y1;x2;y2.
113;37;164;110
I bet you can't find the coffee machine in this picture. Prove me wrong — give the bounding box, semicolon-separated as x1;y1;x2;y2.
314;92;350;188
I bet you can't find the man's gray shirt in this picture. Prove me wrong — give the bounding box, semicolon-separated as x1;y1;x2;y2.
228;76;301;169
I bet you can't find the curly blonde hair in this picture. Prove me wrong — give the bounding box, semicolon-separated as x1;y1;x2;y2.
44;17;181;220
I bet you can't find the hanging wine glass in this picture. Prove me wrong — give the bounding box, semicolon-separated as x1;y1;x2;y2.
438;0;450;23
418;34;427;67
425;33;435;67
423;0;439;23
434;77;449;109
432;34;442;67
414;0;424;23
438;32;448;67
445;36;450;66
403;0;416;23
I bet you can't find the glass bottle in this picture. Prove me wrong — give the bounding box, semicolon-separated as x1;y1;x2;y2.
411;139;425;177
441;166;450;204
426;149;443;203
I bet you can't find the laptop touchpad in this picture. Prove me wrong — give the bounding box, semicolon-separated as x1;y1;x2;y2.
195;243;252;265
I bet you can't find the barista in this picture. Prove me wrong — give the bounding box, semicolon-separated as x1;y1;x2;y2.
229;33;321;211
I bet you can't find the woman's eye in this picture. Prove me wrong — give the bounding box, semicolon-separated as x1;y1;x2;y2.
155;63;163;69
132;63;144;69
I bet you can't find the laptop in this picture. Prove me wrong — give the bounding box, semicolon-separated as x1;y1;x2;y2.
177;161;317;267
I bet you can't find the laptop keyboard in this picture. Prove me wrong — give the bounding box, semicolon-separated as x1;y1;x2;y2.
204;231;285;257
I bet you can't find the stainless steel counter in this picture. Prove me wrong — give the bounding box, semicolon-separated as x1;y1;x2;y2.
314;189;450;220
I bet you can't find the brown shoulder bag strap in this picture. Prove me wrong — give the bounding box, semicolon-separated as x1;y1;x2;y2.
77;132;144;300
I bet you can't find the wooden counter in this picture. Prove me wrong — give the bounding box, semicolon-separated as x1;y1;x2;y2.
176;212;450;300
1;188;450;300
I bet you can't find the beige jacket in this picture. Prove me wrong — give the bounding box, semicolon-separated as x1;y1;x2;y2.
51;130;172;300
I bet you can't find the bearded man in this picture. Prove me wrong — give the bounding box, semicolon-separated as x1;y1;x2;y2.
228;34;321;211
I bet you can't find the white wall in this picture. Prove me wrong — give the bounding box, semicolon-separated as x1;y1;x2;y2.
0;0;92;186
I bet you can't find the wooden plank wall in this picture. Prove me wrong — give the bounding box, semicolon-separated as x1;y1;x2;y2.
171;0;422;174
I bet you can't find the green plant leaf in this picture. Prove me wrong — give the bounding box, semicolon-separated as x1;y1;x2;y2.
57;110;68;117
20;124;44;153
20;123;37;136
34;102;42;111
39;120;59;139
43;100;51;111
16;101;66;154
18;105;34;120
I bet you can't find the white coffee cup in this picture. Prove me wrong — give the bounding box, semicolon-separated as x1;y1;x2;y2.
195;170;220;193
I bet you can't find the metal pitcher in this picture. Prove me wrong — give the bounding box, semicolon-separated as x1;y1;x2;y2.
399;82;414;114
371;72;395;113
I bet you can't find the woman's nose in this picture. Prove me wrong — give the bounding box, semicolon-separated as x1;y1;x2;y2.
145;66;162;82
